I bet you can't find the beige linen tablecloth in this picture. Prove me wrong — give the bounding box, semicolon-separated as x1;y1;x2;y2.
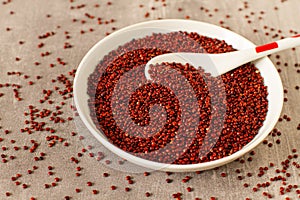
0;0;299;199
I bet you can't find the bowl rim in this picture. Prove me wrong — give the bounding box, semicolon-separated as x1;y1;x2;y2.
73;19;284;172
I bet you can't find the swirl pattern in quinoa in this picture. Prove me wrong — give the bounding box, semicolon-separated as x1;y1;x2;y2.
87;31;268;164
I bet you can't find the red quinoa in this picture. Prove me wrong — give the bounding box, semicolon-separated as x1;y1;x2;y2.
87;31;268;164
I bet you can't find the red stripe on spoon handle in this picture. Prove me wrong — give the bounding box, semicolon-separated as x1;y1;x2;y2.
255;42;279;53
256;35;300;53
292;34;300;38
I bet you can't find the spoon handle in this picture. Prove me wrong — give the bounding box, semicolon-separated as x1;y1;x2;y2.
254;34;300;56
215;34;300;75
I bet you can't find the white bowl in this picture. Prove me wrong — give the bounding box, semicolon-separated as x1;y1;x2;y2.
73;19;283;172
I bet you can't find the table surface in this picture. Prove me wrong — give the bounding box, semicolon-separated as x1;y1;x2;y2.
0;0;299;200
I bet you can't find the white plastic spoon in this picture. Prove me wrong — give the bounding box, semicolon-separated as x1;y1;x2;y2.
145;34;300;79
